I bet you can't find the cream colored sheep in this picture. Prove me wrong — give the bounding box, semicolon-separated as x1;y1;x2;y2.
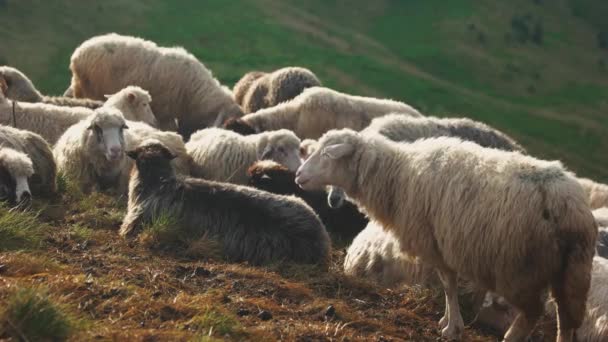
296;129;597;341
0;147;34;205
579;177;608;210
54;108;191;194
0;84;158;145
0;125;56;197
240;67;321;113
68;33;243;137
234;87;422;139
233;71;266;107
344;220;436;288
0;66;103;109
186;128;301;185
102;86;158;127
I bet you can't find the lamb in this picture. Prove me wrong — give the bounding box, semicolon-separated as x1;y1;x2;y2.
186;128;301;185
0;125;56;198
0;66;103;109
237;67;321;113
120;141;331;266
295;129;597;341
0;84;158;145
224;87;422;139
328;114;526;208
68;33;243;137
247;160;367;241
54;108;190;194
101;86;158;127
578;177;608;210
0;147;34;206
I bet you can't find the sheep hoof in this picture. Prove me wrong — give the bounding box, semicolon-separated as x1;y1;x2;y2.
441;324;463;341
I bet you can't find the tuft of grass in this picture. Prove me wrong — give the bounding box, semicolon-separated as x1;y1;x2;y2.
184;307;244;338
0;204;47;251
0;288;73;342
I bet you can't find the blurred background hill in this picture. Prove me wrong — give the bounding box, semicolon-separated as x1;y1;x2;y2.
1;0;607;180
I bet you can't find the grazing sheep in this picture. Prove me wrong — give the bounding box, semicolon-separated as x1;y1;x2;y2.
0;147;34;206
328;114;526;209
186;128;301;185
0;66;103;109
295;129;597;341
54;108;191;194
0;84;158;145
227;87;422;139
0;125;56;197
68;33;243;137
232;71;266;107
579;178;608;210
120;141;331;266
344;220;436;288
239;67;321;113
247;160;367;241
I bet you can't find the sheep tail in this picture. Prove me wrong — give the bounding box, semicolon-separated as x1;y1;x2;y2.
551;225;596;337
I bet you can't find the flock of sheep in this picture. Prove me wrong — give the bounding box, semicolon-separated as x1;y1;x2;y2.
0;32;607;341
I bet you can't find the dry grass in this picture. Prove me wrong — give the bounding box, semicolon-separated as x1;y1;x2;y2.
0;187;518;341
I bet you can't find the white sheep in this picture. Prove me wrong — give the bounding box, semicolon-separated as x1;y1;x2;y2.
186;127;301;185
54;108;190;194
0;84;158;145
295;129;597;341
0;65;103;109
68;33;243;137
101;86;158;127
344;220;436;288
0;125;56;198
226;87;422;139
579;177;608;210
0;147;34;205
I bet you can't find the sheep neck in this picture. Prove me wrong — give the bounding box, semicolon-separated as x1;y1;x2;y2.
246;103;297;132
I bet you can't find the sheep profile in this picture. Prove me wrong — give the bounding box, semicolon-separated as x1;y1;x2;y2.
120;140;331;266
0;66;103;109
295;129;597;341
238;67;321;113
247;160;367;241
54;108;191;194
0;147;34;206
0;125;56;198
327;114;526;208
578;177;608;210
68;33;243;138
186;128;301;185
0;84;158;145
101;86;158;127
226;87;422;139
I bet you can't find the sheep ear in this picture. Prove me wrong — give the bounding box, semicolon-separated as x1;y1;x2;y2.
126;150;138;160
103;94;111;99
127;92;135;102
323;143;354;159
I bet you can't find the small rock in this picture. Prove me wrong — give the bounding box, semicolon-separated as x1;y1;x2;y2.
257;310;272;321
324;305;336;318
236;308;250;317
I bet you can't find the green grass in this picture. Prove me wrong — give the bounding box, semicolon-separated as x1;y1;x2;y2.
1;0;607;180
185;307;244;338
0;204;47;251
0;287;74;341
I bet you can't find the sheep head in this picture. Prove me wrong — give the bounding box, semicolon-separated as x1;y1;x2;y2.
0;147;34;207
104;86;158;127
257;129;302;172
247;160;295;193
223;117;257;135
0;66;42;102
127;139;175;180
296;129;358;191
87;108;129;163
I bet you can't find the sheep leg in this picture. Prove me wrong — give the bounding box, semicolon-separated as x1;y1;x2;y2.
502;295;543;342
437;269;464;340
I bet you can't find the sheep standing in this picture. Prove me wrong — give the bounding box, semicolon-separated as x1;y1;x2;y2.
120;141;331;266
186;128;301;185
0;84;158;145
225;87;422;139
295;129;597;341
54;108;191;194
68;33;243;137
237;67;321;114
247;160;367;241
0;147;34;206
0;125;56;197
328;114;526;208
579;178;608;210
0;66;103;109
